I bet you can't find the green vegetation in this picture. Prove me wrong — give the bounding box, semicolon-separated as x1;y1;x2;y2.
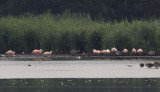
0;13;160;53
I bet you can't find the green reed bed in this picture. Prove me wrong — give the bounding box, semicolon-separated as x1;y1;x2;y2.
0;13;160;54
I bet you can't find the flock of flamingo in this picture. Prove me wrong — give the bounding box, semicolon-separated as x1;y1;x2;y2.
92;47;145;55
4;49;52;56
2;47;155;56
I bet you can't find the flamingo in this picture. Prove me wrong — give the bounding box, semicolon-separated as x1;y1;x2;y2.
123;48;128;54
5;50;15;55
93;49;97;54
132;48;137;54
111;47;117;52
101;49;110;54
93;49;101;55
101;50;107;54
96;50;101;54
106;49;110;54
32;49;43;54
137;48;143;53
43;51;52;56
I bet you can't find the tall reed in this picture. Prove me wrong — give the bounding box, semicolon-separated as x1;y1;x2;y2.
0;12;160;53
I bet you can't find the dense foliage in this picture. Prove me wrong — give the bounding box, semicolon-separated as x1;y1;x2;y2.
0;0;160;53
0;0;160;20
0;13;160;53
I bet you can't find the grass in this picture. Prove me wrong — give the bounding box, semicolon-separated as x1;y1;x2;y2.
0;12;160;54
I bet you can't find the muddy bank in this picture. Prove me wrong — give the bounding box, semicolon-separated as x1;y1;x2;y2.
0;54;160;61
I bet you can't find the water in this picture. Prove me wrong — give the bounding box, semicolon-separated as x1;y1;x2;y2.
0;78;160;92
0;56;160;78
0;55;160;92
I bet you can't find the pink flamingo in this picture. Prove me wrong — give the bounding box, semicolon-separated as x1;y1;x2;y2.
96;50;101;54
132;48;137;53
93;49;101;55
137;48;143;53
93;49;97;54
101;50;107;54
106;49;110;54
123;48;128;54
43;51;52;56
32;49;43;54
111;47;117;52
101;49;110;54
5;50;15;55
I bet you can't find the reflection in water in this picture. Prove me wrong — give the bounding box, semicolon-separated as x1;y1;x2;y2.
0;78;160;92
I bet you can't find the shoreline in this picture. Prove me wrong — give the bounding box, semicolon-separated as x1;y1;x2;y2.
0;54;160;59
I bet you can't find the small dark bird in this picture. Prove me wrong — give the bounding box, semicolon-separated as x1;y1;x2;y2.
70;50;80;56
140;63;144;67
153;62;160;68
145;63;154;68
28;64;31;66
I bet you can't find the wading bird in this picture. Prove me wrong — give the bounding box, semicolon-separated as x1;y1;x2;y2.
106;49;110;54
137;48;143;53
101;50;108;54
149;51;155;56
43;51;52;56
140;63;144;67
32;49;43;54
111;47;117;52
5;50;15;55
93;49;101;55
115;51;122;56
123;48;128;54
132;48;137;54
101;49;110;54
145;63;154;68
70;50;80;56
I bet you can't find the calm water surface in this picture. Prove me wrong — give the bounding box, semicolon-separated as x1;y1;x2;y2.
0;55;160;92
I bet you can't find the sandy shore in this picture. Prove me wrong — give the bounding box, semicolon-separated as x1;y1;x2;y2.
0;54;160;62
0;53;160;58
